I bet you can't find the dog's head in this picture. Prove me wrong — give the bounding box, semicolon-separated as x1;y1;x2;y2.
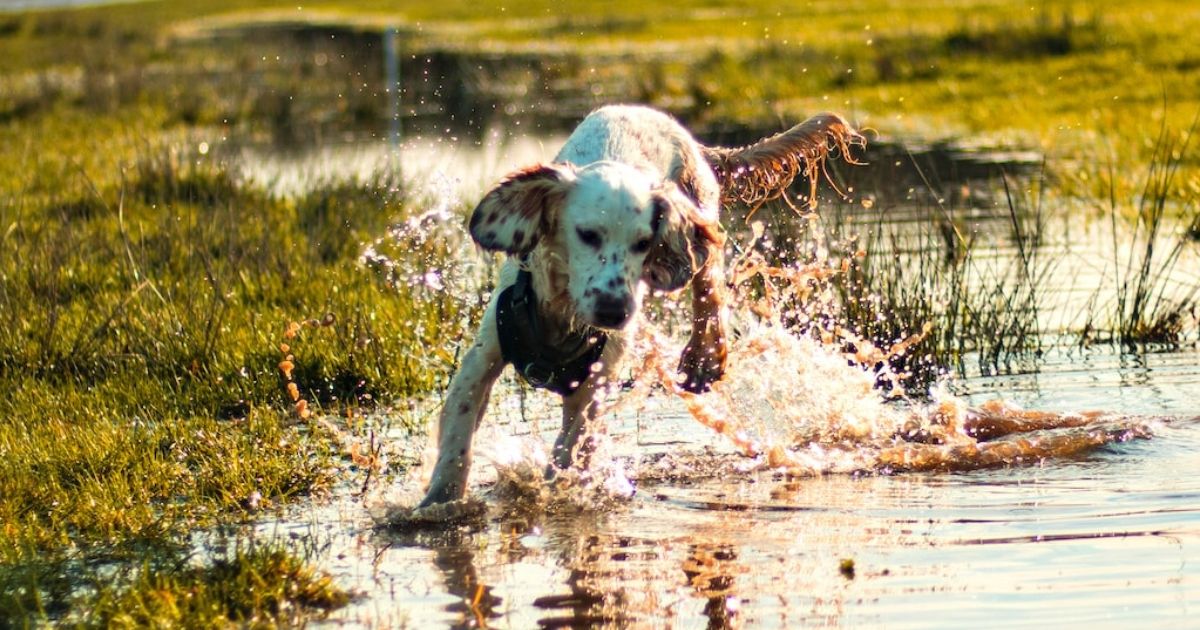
469;161;722;329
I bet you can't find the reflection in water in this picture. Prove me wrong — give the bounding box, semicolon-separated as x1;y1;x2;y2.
533;533;628;628
682;543;742;629
367;446;1196;626
429;532;503;626
316;405;1199;627
223;132;1200;627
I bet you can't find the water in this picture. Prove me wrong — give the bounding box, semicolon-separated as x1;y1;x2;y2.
223;133;1199;627
235;132;569;199
261;344;1199;628
251;302;1196;628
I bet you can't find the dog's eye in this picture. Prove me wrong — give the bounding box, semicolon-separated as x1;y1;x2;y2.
576;228;602;248
632;237;653;254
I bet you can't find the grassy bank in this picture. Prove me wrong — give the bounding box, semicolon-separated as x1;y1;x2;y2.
2;1;1199;177
0;109;476;621
1;5;1199;142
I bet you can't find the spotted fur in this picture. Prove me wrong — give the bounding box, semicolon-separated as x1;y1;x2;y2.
419;105;863;508
468;163;575;253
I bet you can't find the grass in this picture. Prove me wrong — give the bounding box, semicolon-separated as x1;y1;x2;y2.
84;545;352;627
0;541;352;626
822;118;1199;390
722;171;1054;393
1093;114;1200;347
825;176;1053;390
2;2;1200;177
0;126;477;621
1;0;1199;624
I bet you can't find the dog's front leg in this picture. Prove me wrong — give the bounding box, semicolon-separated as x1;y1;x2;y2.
551;386;600;473
549;343;624;473
679;257;727;393
419;324;504;507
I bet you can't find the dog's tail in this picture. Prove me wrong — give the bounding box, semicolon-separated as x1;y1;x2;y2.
701;113;865;212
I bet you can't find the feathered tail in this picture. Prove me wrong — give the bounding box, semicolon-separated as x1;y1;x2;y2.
701;113;865;213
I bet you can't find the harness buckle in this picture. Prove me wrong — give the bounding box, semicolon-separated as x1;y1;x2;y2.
521;362;553;388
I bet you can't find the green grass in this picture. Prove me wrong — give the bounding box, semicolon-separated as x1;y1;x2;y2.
1092;114;1200;347
3;1;1200;176
824;178;1053;389
0;116;475;621
85;545;352;628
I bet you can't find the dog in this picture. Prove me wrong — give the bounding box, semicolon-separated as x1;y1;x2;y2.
419;104;862;507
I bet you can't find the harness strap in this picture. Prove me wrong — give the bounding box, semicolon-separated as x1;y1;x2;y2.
496;270;607;396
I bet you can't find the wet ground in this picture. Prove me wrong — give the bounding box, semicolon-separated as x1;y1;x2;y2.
238;343;1199;628
226;132;1199;628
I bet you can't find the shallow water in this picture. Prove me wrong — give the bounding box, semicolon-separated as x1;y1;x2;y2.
223;338;1196;629
222;133;1200;627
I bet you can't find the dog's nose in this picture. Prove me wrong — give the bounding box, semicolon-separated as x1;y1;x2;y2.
592;293;635;329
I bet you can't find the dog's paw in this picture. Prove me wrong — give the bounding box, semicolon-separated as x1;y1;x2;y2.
376;496;486;531
417;480;466;509
678;337;727;393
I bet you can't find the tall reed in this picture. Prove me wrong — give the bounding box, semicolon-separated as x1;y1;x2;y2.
1098;113;1200;347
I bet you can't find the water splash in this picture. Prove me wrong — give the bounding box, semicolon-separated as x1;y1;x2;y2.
377;200;1158;531
378;300;1156;530
375;426;639;530
630;317;1156;478
382;322;1155;529
623;228;1156;478
359;171;483;295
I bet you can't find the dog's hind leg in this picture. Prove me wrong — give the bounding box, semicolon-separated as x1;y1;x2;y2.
419;324;505;507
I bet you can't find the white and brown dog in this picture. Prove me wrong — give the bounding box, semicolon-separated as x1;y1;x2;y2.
420;105;861;506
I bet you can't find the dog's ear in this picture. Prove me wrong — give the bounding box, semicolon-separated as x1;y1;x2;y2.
469;163;576;254
643;183;725;292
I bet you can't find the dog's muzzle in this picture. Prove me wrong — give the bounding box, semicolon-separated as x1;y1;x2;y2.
591;293;635;329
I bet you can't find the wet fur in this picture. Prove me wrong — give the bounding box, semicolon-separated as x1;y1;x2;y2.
704;113;865;212
419;105;862;507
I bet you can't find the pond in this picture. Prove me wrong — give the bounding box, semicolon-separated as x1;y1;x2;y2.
226;130;1200;627
236;346;1199;628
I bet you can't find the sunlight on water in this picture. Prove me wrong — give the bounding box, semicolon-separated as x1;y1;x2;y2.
238;133;568;199
633;317;1156;479
376;220;1160;531
220;134;1197;627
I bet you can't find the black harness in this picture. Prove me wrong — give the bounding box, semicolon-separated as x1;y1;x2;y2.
496;269;607;396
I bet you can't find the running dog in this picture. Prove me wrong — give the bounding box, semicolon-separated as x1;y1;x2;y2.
420;104;862;506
